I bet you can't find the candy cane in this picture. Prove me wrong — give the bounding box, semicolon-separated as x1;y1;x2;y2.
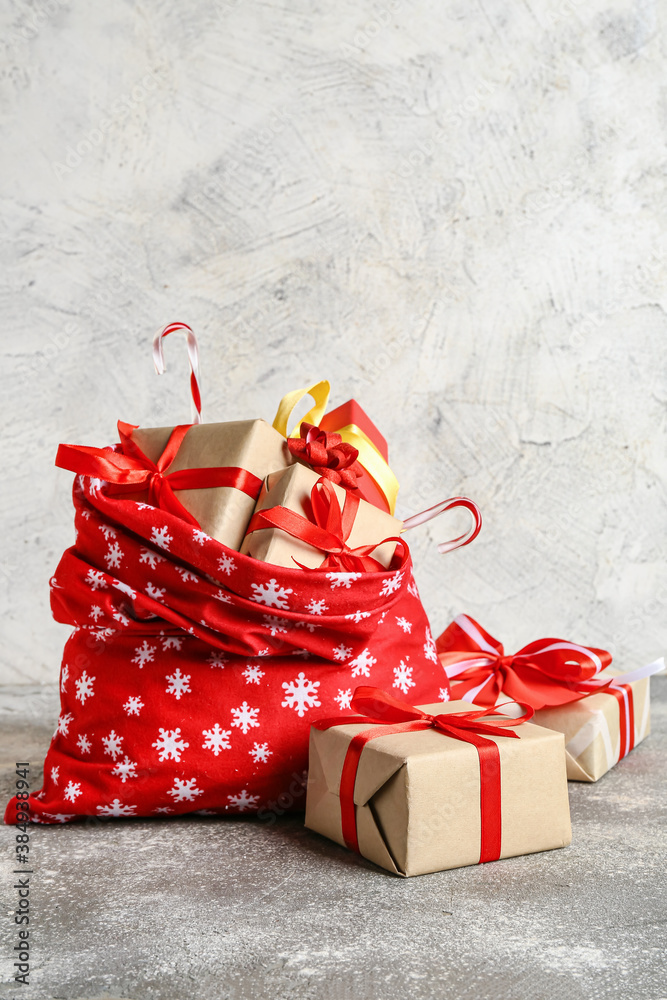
402;496;482;554
152;322;203;424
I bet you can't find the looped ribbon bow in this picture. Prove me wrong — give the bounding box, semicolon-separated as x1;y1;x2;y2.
247;477;401;572
314;685;534;863
55;421;263;527
287;422;363;489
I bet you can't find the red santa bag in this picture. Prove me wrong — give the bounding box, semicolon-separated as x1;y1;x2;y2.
4;326;480;824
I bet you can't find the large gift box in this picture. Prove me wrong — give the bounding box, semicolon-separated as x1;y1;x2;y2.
57;418;292;551
533;673;651;782
305;688;572;876
240;463;402;570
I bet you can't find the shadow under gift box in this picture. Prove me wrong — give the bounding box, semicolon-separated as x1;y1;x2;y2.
532;674;651;783
239;463;403;570
305;700;572;877
129;419;292;549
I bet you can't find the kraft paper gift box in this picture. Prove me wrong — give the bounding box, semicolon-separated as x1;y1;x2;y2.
125;419;292;550
240;463;402;570
305;698;572;877
532;673;651;783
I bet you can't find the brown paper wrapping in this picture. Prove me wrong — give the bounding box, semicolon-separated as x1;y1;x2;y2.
533;675;651;783
239;463;402;570
305;700;572;877
129;419;291;550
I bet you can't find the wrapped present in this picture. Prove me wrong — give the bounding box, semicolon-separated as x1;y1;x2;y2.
437;614;664;781
305;687;572;876
273;387;399;514
533;670;655;782
240;463;403;570
56;325;293;550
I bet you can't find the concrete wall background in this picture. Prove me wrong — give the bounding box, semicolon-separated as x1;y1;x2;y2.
2;0;665;684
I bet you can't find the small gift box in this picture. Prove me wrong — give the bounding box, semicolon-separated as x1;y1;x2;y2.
57;419;292;550
240;463;402;570
533;671;653;782
305;687;572;876
437;615;664;783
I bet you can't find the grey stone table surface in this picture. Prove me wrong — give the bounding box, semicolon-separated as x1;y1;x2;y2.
1;681;665;1000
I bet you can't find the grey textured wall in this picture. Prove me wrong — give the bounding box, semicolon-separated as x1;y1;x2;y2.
2;0;666;683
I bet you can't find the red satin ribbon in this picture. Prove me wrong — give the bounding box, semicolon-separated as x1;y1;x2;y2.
56;420;263;527
313;686;533;864
608;684;635;759
246;476;404;572
288;422;363;489
437;615;613;710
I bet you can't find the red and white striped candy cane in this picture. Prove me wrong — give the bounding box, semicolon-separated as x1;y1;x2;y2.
402;496;482;553
152;322;203;424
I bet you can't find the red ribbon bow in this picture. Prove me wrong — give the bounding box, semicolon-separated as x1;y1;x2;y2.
246;476;403;573
436;614;613;710
287;422;363;489
56;421;263;527
314;685;533;864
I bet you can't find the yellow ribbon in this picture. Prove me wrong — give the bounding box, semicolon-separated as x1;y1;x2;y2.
272;382;399;514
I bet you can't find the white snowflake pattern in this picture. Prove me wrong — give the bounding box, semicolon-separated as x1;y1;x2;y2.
230;701;260;734
306;598;328;616
166;667;191;700
99;524;117;540
153;806;173;814
75;670;95;704
407;576;420;598
439;687;451;702
207;650;227;669
112;610;129;627
132;640;156;668
161;634;183;651
112;756;138;783
176;566;199;583
326;571;362;589
139;548;166;569
77;733;92;754
217;553;236;576
251;578;293;610
214;589;233;603
349;648;377;678
249;742;272;763
202;724;232;756
333;643;353;662
96;799;136;817
104;542;124;570
43;812;75;823
63;780;82;803
263;614;289;637
393;657;415;695
423;627;438;664
168;777;203;803
146;582;166;600
60;664;69;692
334;689;353;710
90;605;104;622
88;477;104;496
94;628;115;642
295;620;319;633
113;580;137;599
380;571;404;597
102;730;123;760
150;525;173;550
152;728;189;761
86;569;108;591
396;616;413;633
281;672;321;717
57;712;74;736
193;529;209;545
242;664;265;684
51;766;59;785
123;695;144;716
227;788;259;812
345;610;371;623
